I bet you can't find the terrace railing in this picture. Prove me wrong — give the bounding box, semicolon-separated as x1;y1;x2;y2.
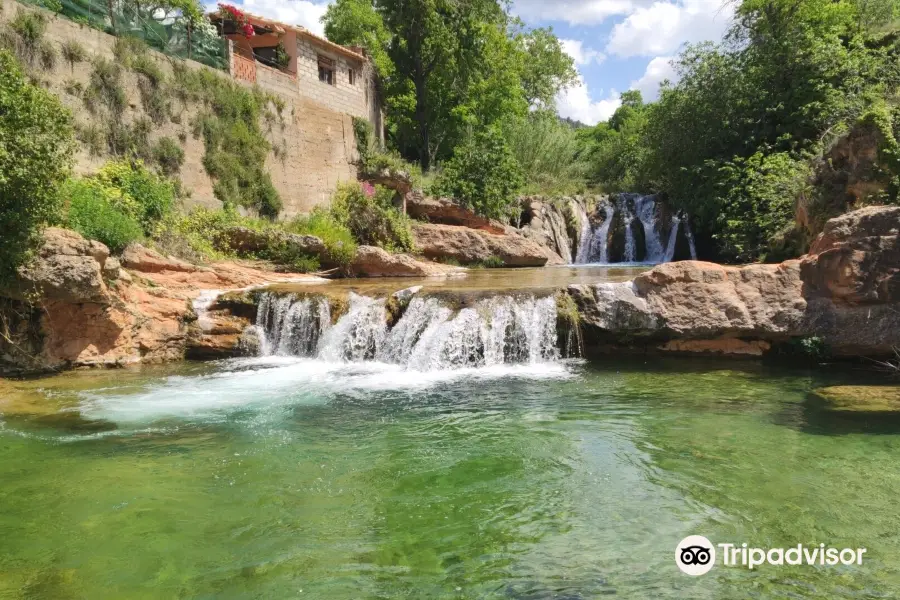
18;0;229;70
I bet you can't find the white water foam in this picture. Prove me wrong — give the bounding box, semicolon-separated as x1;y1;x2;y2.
76;356;572;424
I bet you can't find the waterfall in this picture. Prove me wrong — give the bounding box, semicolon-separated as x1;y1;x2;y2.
575;203;593;264
317;294;387;362
254;292;561;370
684;218;698;260
575;194;690;265
623;208;636;263
582;203;614;264
664;216;680;263
634;196;665;263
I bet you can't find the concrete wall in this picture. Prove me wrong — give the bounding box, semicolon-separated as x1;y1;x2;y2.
1;0;358;217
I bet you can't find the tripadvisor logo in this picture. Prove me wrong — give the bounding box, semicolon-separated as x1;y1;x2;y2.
675;536;868;575
676;535;716;576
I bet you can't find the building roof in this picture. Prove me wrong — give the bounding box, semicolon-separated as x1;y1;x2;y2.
209;9;369;63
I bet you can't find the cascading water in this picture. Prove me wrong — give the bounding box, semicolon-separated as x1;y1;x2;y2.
254;292;561;370
581;203;615;264
663;215;681;263
634;196;665;263
684;220;699;260
576;194;693;265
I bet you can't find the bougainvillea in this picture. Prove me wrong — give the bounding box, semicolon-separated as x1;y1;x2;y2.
218;3;255;37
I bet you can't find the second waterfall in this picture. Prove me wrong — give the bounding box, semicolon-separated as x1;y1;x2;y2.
575;194;698;265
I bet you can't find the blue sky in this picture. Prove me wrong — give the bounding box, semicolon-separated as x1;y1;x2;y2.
223;0;735;125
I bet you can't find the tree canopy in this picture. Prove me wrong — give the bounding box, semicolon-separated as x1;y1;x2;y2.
323;0;576;171
576;0;900;262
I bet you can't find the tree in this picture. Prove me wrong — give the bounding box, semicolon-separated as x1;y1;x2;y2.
577;91;649;192
431;126;524;220
323;0;576;171
0;50;75;286
515;26;578;109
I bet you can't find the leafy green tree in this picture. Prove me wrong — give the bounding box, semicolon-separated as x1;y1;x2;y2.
323;0;575;171
431;126;524;220
514;26;578;109
577;90;649;192
0;50;75;286
504;111;588;194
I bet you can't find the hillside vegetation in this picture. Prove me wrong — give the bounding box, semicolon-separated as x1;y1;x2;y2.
575;0;900;262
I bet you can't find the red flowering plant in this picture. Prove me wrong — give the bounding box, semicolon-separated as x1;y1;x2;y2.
361;182;376;198
218;3;255;37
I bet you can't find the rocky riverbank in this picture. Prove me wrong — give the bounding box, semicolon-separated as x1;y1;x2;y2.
0;228;326;374
1;205;897;374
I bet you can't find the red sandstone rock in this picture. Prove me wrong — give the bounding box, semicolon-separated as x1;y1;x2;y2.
413;223;552;267
350;245;466;278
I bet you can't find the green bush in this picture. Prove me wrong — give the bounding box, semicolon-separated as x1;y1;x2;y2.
176;66;283;218
329;182;415;253
504;112;588;195
112;36;149;64
154;207;244;262
431;127;524;221
0;50;75;286
472;256;505;269
85;58;126;117
152;137;185;176
352;116;375;160
92;160;176;234
715;152;812;262
286;208;358;266
64;178;143;252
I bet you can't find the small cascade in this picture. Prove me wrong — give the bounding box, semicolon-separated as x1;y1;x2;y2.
583;203;615;264
254;292;561;370
634;196;665;263
192;290;223;333
574;203;593;264
684;219;698;260
576;194;691;265
317;294;387;362
623;207;636;263
663;215;680;263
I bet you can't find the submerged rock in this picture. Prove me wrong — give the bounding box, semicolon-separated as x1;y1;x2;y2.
812;386;900;413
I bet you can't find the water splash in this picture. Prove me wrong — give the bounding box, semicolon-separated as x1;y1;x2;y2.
255;292;561;371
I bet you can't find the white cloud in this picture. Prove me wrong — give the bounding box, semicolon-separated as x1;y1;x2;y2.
630;55;676;100
514;0;642;25
556;76;621;125
606;0;733;58
560;39;605;66
231;0;332;37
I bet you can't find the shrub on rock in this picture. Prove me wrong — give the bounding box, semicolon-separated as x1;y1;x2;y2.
0;50;75;287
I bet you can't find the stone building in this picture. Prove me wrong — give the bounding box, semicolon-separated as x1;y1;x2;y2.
212;8;384;141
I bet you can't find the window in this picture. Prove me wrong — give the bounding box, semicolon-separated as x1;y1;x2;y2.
318;55;335;86
349;69;355;85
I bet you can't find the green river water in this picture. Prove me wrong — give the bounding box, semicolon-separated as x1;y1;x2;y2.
0;356;897;599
